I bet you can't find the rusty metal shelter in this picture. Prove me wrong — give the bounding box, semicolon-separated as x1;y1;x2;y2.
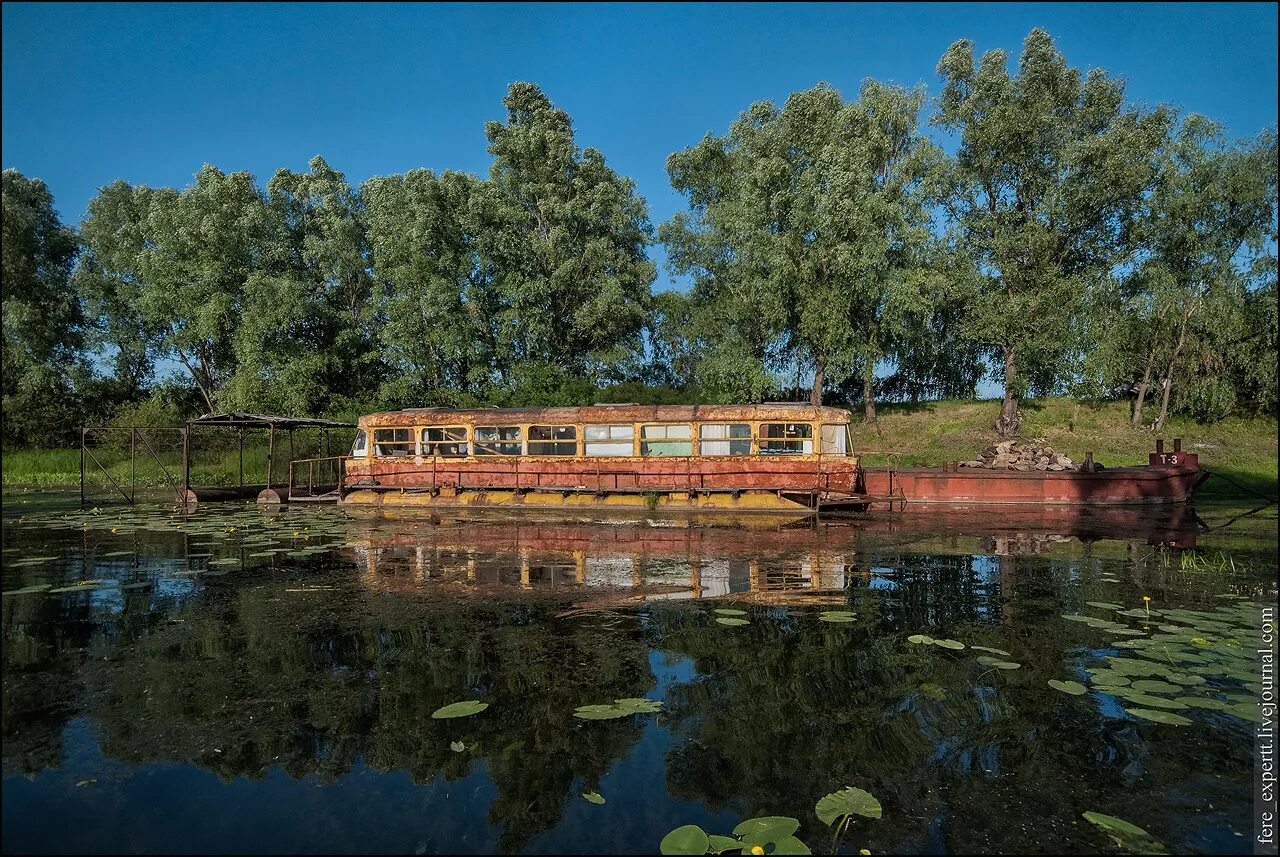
79;413;356;508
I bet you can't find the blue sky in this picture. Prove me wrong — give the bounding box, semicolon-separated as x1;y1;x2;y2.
3;1;1277;297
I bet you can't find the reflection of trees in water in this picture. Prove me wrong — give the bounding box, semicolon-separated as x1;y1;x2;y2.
26;585;654;852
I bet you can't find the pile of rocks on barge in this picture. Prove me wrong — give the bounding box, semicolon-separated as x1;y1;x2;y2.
959;440;1103;472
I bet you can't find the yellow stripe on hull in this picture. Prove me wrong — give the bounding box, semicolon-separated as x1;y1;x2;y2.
340;488;813;514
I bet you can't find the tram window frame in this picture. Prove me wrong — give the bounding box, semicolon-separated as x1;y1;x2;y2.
820;423;850;455
527;425;578;456
421;426;469;457
698;423;752;456
583;424;635;457
373;427;415;457
640;423;693;457
474;425;523;456
758;422;814;455
351;429;368;457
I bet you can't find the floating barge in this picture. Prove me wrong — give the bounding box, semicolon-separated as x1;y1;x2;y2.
858;439;1206;506
283;405;1207;514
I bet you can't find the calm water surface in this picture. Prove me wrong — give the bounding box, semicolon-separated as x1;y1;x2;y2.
2;491;1275;854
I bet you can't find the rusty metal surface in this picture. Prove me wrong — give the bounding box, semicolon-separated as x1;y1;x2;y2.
356;403;852;429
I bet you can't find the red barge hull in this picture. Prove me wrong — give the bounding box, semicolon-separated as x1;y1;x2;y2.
858;448;1207;506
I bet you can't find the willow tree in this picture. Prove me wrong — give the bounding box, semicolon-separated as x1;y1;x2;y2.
479;82;655;390
78;165;271;413
225;156;380;414
662;80;942;410
935;28;1170;435
363;168;499;404
1;169;82;447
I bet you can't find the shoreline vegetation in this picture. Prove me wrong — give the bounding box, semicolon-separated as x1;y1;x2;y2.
3;398;1274;501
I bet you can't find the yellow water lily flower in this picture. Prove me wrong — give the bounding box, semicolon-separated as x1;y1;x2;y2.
750;847;765;856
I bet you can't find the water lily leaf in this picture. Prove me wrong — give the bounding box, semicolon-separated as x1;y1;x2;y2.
1086;602;1123;610
1118;608;1162;618
815;787;882;825
431;700;489;719
1083;812;1150;837
1130;680;1180;694
2;584;52;596
581;791;605;805
1115;692;1187;710
734;816;800;843
614;697;662;714
1227;702;1263;723
714;608;748;616
931;639;965;650
716;617;750;626
1125;708;1192;725
1086;670;1131;687
1048;679;1087;695
990;661;1021;670
907;634;933;645
1176;696;1227;710
449;741;465;752
970;646;1011;657
660;825;710;855
706;835;740;854
573;705;627;720
819;611;857;623
769;836;812;855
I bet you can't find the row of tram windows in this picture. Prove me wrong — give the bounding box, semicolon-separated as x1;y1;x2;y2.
351;422;852;458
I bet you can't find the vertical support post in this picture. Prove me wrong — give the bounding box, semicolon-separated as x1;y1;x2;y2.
130;428;137;503
266;424;275;491
1156;438;1165;455
182;426;191;508
289;429;294;470
238;429;244;489
79;427;85;508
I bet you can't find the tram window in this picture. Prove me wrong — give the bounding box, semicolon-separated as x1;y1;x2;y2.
421;426;468;457
351;429;368;457
373;427;414;457
821;424;849;455
528;425;577;456
759;423;813;454
698;423;751;456
640;424;692;456
474;426;522;455
584;424;634;456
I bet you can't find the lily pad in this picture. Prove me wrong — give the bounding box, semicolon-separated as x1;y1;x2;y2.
818;611;857;623
1048;679;1087;695
733;816;800;843
907;634;934;645
815;787;882;825
714;608;748;616
1130;680;1180;694
989;661;1021;670
660;825;710;855
706;835;740;854
449;741;465;752
1125;707;1192;725
716;617;750;627
581;791;606;805
431;700;489;719
768;837;812;855
931;639;965;650
970;646;1011;657
1082;811;1150;838
1086;602;1123;610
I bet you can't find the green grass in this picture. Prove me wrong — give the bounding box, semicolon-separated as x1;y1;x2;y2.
2;446;286;490
849;397;1278;501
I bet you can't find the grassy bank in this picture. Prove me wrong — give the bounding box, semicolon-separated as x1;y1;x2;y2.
3;397;1276;500
849;397;1277;501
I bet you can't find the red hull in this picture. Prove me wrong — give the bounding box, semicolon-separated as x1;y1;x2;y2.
860;451;1206;505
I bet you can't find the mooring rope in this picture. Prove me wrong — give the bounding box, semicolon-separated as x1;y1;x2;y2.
1202;469;1278;505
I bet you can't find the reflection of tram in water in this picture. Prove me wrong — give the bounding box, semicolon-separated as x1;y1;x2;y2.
345;519;864;605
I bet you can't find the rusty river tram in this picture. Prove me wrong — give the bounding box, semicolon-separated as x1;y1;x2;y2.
289;402;1208;514
336;403;862;514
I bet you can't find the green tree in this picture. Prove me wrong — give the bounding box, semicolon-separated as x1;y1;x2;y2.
79;165;271;414
663;81;944;411
934;28;1171;435
1;169;83;448
363;168;498;405
224;156;381;414
481;82;655;387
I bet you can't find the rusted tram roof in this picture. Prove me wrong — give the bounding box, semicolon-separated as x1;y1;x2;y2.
358;403;852;428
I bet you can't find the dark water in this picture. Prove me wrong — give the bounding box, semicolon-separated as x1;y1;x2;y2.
2;490;1276;854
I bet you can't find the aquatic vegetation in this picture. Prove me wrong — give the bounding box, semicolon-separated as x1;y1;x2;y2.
907;634;933;644
1081;811;1168;854
970;645;1011;657
659;817;810;855
1048;679;1087;695
930;638;965;650
818;610;857;623
449;741;465;752
573;697;662;720
815;787;882;824
431;700;490;719
581;791;605;805
715;617;750;627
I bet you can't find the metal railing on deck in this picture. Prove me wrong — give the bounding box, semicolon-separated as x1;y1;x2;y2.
287;455;347;499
